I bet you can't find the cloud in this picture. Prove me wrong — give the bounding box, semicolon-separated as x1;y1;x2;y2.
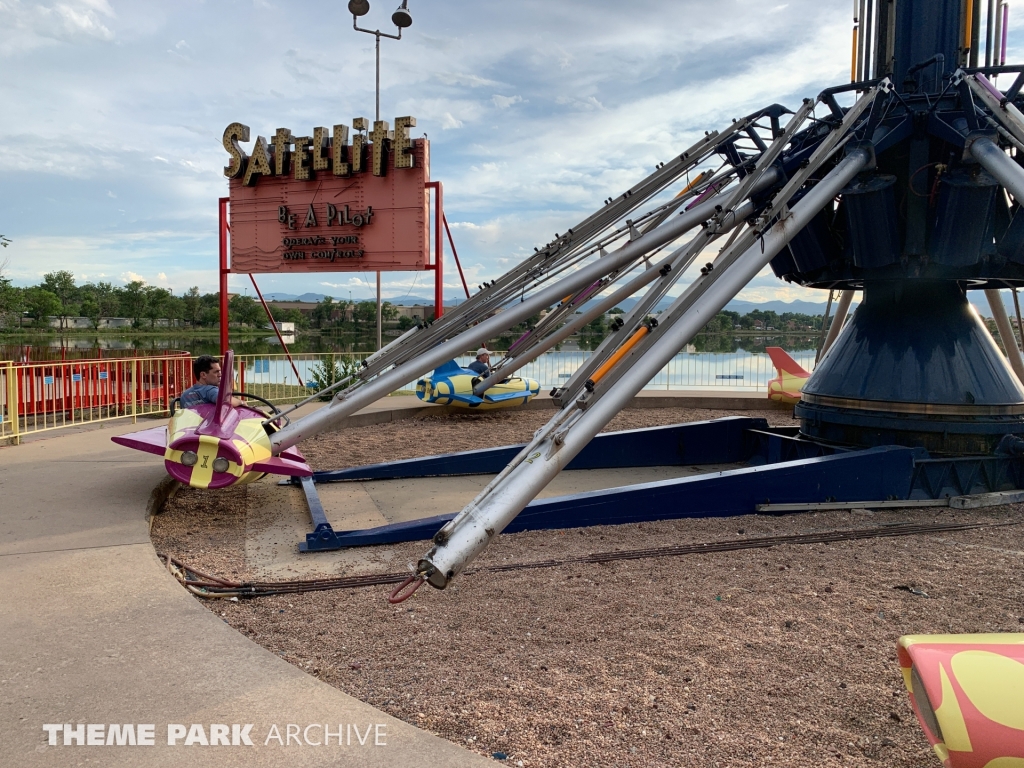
0;0;116;55
440;112;464;129
435;71;504;88
106;190;116;198
491;94;523;109
53;2;115;40
555;95;604;111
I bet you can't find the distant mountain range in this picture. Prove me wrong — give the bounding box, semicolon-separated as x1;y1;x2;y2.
264;292;466;305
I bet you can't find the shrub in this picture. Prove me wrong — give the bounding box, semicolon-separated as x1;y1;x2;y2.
308;355;361;400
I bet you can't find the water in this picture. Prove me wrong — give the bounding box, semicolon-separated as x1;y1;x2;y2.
0;332;378;362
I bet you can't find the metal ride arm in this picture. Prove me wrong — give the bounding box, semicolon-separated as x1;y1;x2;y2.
470;181;776;398
350;125;749;378
415;85;884;590
549;95;820;407
269;109;798;453
271;189;727;451
354;107;792;379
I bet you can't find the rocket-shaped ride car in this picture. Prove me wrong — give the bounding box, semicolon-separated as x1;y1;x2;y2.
112;351;311;489
415;360;540;409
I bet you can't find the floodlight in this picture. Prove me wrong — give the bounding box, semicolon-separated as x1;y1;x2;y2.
392;1;412;28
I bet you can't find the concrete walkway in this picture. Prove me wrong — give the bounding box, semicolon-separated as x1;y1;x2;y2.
0;417;492;767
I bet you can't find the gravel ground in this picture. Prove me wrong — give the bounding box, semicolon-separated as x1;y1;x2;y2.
152;407;1024;767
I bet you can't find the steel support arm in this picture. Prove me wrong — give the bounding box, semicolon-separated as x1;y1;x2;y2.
472;198;758;396
970;135;1024;201
271;188;735;452
820;289;856;357
985;288;1024;382
358;117;767;377
417;147;872;589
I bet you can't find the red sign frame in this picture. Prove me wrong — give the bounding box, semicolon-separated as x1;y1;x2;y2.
227;141;430;274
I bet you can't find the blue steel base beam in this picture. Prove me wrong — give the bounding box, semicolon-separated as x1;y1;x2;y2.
910;455;1024;498
300;476;335;544
313;417;772;482
300;445;917;551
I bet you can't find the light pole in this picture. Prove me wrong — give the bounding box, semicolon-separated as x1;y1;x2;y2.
349;0;413;351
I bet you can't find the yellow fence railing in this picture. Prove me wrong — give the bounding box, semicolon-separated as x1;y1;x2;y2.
0;354;191;445
1;361;18;444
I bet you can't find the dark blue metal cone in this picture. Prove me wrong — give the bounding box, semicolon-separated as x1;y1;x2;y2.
796;281;1024;454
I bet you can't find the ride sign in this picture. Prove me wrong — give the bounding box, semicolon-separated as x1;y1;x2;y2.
223;117;429;273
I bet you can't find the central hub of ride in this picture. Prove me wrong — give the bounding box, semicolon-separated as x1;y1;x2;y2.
772;0;1024;455
796;281;1024;453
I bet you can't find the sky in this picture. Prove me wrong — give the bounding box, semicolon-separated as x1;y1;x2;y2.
2;0;1022;304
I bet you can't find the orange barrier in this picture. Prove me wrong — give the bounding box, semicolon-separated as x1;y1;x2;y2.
0;355;191;444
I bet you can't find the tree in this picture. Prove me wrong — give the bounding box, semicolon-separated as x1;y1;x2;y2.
397;315;413;331
353;301;377;326
274;307;309;330
23;287;60;327
42;270;78;331
229;294;265;328
0;260;24;328
91;282;120;319
199;291;222;327
380;301;398;322
143;286;172;328
719;310;740;329
119;281;148;327
164;295;185;326
79;293;101;330
308;355;361;400
182;287;202;327
311;296;334;329
200;305;221;327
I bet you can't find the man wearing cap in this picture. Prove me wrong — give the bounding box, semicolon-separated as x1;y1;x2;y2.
467;348;491;375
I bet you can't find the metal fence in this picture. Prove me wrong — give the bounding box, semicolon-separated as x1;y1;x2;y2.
232;348;817;405
0;347;815;443
0;355;192;444
0;345;191;363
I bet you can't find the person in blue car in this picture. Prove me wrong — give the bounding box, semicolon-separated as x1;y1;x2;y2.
467;347;492;376
180;355;243;408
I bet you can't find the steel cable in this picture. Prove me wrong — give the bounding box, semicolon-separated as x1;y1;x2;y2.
157;519;1010;600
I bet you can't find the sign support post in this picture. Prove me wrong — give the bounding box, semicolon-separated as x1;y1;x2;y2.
376;271;382;351
427;180;444;321
219;197;230;356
